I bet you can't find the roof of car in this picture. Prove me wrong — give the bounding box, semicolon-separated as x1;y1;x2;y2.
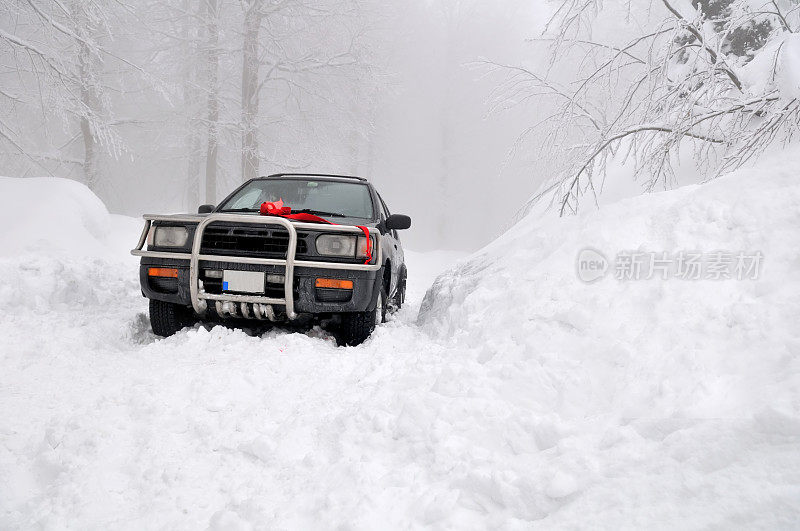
261;173;369;183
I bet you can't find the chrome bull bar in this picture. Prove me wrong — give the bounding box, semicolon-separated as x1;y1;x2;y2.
131;213;382;319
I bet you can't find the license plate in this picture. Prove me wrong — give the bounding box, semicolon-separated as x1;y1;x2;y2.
222;270;265;293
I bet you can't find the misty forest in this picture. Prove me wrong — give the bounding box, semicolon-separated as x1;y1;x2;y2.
2;0;800;528
3;0;796;249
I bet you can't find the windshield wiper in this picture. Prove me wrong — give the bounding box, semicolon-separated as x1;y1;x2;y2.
217;207;351;218
291;209;349;218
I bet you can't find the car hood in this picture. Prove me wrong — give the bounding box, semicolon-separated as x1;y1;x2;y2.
195;211;377;228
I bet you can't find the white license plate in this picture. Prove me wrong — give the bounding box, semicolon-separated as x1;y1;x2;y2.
222;270;265;293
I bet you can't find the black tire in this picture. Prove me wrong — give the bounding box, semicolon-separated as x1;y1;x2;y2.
149;299;195;337
391;268;406;311
335;282;387;346
377;278;388;324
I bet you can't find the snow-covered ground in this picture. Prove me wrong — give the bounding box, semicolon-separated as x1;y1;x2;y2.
1;151;800;529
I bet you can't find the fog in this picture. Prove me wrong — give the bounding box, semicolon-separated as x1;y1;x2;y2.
4;3;800;525
0;0;548;252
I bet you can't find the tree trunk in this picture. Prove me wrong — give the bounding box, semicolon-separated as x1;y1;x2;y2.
204;0;220;204
75;3;102;191
241;0;262;182
79;111;98;190
183;0;201;210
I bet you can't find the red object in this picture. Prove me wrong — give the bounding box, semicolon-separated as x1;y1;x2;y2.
260;198;292;216
259;199;372;264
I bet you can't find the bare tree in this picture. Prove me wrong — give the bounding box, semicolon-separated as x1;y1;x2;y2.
181;0;204;210
203;0;220;203
0;0;161;194
73;0;107;191
490;0;800;216
240;0;262;182
0;0;386;210
0;0;114;187
235;0;371;183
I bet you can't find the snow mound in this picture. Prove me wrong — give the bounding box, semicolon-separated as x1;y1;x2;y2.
418;148;800;525
0;177;140;258
2;164;799;528
0;177;142;311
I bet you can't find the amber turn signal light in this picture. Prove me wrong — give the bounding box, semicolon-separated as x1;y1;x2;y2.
315;278;354;289
148;267;179;278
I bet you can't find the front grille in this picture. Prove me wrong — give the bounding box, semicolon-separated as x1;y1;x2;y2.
200;223;309;258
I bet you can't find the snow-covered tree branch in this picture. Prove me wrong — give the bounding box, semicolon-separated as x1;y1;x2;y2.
492;0;800;215
0;0;147;189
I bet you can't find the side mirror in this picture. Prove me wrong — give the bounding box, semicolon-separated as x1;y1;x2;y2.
198;204;215;214
385;214;411;230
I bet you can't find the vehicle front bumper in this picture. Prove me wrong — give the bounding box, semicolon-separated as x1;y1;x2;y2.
139;256;381;315
132;213;382;318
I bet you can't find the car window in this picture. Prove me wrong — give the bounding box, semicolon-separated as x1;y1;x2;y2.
377;193;398;238
377;193;391;219
229;188;262;210
219;179;375;219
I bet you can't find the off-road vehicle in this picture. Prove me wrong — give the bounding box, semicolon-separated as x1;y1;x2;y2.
132;174;411;346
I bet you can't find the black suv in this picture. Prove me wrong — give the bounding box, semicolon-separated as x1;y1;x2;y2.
132;174;411;346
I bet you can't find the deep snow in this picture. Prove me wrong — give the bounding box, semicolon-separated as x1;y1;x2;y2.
1;153;800;528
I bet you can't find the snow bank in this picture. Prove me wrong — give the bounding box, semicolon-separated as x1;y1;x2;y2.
0;177;141;312
419;147;800;526
0;177;140;258
2;164;799;528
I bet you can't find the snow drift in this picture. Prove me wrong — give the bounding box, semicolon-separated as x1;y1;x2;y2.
0;177;141;312
419;148;800;526
0;177;140;258
1;164;799;528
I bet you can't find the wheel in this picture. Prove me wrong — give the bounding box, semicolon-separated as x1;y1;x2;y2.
335;282;387;346
391;268;406;311
149;299;195;337
376;278;387;325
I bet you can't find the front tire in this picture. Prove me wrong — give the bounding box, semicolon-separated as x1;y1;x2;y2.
335;283;387;346
391;269;406;311
149;299;195;337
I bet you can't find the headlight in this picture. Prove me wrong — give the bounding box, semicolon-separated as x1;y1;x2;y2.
150;225;189;247
316;234;356;256
356;236;373;259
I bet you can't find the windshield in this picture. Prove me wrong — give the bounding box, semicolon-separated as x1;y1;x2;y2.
218;178;375;220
